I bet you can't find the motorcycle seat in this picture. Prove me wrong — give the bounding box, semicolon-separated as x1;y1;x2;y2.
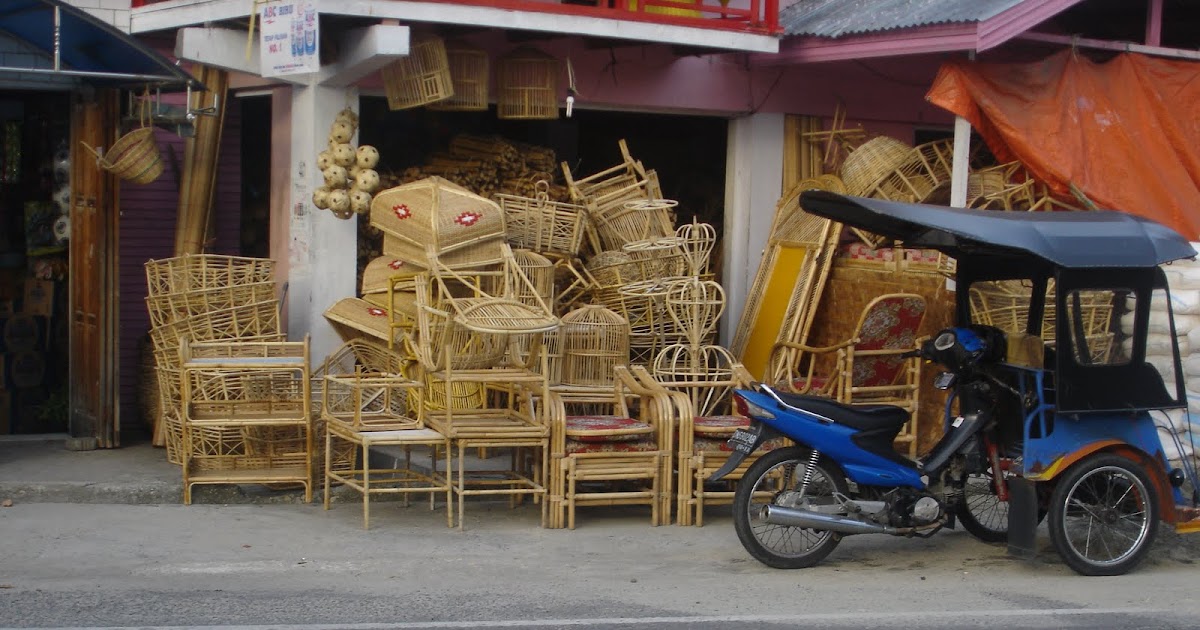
774;392;909;433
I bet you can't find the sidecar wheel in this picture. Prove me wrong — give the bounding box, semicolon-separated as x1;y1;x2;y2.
732;446;848;569
1048;454;1159;576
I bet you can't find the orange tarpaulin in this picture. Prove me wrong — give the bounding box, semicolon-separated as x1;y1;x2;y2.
926;50;1200;239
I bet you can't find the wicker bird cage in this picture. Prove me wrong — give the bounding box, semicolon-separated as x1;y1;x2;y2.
429;41;489;112
560;305;631;388
381;35;453;110
496;47;559;120
370;176;507;270
510;249;555;308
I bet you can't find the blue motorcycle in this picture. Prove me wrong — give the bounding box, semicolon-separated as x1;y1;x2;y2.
712;190;1200;576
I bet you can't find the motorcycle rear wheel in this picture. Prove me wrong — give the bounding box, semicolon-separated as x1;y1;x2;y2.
732;446;848;569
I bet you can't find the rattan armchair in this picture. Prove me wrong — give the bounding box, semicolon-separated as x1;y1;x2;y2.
545;365;676;529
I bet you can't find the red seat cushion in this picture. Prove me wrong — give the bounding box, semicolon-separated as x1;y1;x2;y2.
565;415;653;443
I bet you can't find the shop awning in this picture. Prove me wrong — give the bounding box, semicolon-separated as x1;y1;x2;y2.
0;0;198;87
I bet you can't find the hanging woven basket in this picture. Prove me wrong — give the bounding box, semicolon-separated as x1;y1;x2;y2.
496;47;559;120
81;125;163;185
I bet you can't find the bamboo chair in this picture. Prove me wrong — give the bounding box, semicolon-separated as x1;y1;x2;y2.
545;365;676;529
320;339;451;529
768;293;926;457
646;348;788;526
405;250;558;529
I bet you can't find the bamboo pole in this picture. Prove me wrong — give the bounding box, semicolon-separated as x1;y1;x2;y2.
174;65;230;255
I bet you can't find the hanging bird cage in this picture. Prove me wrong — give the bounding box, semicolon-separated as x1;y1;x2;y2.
429;41;489;112
381;35;453;110
496;47;559;120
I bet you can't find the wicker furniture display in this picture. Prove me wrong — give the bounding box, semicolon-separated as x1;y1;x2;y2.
321;341;450;529
178;337;312;504
545;366;675;529
400;253;558;529
770;293;926;457
144;254;282;464
641;352;782;526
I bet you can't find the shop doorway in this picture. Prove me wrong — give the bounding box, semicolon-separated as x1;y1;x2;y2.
0;91;73;436
355;100;727;279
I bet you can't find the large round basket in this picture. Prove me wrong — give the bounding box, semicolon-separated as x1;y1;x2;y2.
839;136;912;197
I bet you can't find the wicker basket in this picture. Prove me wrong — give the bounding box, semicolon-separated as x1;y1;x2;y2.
370;176;507;270
496;181;588;256
496;47;559;120
429;41;489;112
839;136;912;197
381;35;453;110
145;254;275;297
81;126;163;185
862;139;954;204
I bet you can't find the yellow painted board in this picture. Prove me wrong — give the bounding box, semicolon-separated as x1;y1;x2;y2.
739;244;810;380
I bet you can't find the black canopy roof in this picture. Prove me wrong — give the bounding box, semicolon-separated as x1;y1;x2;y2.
799;191;1197;269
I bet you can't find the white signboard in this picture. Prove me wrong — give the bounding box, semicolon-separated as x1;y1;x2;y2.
259;0;319;77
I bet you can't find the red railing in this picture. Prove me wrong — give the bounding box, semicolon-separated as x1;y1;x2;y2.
131;0;780;35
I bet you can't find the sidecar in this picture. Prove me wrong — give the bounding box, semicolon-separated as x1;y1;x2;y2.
798;190;1200;576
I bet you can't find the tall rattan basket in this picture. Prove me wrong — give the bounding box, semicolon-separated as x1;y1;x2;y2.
497;47;559;120
381;35;453;110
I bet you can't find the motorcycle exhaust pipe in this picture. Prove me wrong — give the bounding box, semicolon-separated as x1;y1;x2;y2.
762;505;896;535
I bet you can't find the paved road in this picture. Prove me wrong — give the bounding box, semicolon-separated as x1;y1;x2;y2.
2;501;1199;629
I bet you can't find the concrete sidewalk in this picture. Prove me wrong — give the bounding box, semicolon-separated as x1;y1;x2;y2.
0;433;526;507
0;434;387;505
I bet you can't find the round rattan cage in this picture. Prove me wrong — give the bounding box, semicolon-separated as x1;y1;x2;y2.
560;305;631;387
429;40;489;112
381;35;453;110
496;47;559;120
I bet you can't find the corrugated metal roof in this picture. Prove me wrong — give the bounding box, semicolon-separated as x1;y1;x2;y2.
780;0;1028;38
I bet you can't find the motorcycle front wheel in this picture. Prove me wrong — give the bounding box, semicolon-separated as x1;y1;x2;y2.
1047;454;1159;576
732;446;849;569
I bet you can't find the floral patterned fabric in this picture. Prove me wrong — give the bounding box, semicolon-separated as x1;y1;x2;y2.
565;438;660;454
693;415;749;436
692;435;788;453
853;295;926;388
565;415;653;443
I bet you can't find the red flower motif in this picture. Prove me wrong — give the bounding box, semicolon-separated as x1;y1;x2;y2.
366;307;387;317
388;260;404;270
392;204;411;220
454;211;482;227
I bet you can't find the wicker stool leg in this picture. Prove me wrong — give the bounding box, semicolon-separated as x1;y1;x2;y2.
362;441;371;529
323;429;333;511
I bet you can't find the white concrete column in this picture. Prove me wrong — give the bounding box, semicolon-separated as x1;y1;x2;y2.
287;82;359;363
721;113;785;346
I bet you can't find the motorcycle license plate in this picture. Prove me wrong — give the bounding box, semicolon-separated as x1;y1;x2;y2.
726;428;758;454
